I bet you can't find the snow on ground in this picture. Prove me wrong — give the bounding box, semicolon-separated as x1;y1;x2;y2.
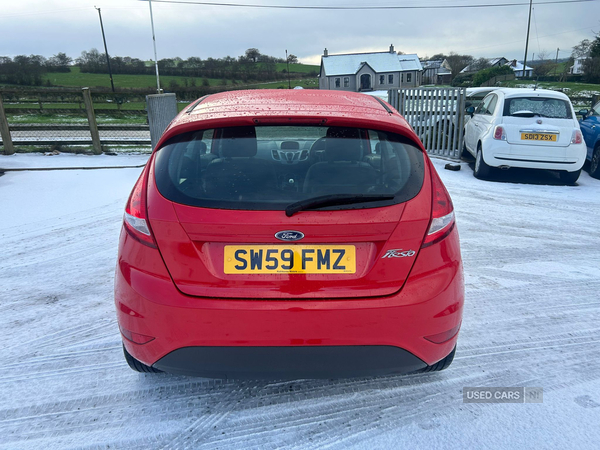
0;152;149;170
0;154;599;449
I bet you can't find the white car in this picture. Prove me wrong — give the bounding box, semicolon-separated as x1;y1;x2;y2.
463;88;587;184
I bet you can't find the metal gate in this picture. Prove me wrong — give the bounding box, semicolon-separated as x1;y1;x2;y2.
388;87;466;159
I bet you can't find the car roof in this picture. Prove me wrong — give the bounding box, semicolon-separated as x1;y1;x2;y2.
188;90;398;121
156;90;415;150
488;88;571;101
466;87;495;95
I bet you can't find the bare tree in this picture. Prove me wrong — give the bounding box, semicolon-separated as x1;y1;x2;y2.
471;57;490;72
536;50;550;61
445;52;475;78
572;39;592;58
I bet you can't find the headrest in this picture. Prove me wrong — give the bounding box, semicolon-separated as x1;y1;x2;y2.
325;127;362;162
374;142;381;154
220;126;257;157
196;141;207;154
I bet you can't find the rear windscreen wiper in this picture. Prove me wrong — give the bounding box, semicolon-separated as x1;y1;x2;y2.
285;194;395;217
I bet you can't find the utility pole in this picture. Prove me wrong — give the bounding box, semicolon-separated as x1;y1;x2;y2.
555;47;560;78
148;0;162;93
285;50;291;89
94;7;115;93
522;0;533;79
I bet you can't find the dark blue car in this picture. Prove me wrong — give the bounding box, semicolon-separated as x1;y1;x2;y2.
579;100;600;179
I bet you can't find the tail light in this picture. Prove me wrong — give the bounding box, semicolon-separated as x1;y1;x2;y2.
422;164;455;248
493;125;506;141
123;159;157;248
571;129;583;145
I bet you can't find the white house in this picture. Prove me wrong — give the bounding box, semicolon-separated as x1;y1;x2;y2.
570;57;586;75
318;45;423;92
505;60;533;78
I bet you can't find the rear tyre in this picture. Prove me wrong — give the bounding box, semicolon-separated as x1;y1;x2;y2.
418;346;456;373
474;144;491;179
460;132;471;160
123;345;162;373
590;145;600;179
559;169;581;185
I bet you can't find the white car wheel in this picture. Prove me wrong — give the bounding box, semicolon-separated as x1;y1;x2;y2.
474;145;491;179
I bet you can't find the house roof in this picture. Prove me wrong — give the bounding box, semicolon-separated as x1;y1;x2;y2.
422;60;443;69
506;60;533;72
321;51;422;76
398;54;423;71
422;60;451;75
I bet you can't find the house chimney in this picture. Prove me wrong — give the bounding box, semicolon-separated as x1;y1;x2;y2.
324;48;328;57
390;44;395;53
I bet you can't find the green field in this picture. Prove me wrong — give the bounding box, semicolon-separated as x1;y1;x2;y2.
41;65;319;90
274;63;319;74
43;67;229;89
254;78;319;89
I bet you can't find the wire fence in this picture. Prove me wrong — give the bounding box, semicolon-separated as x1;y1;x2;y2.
0;89;152;155
6;124;150;145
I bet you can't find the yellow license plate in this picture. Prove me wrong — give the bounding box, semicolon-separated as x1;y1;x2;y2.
521;133;557;142
224;245;356;274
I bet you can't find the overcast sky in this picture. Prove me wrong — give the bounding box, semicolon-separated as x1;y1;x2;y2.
1;0;599;65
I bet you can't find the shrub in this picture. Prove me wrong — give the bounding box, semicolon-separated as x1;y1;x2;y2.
472;65;513;87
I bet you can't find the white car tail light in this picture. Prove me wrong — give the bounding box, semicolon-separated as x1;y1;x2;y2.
493;125;506;141
571;129;583;145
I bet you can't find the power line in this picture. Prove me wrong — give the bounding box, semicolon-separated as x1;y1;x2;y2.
462;23;599;52
140;0;599;10
0;7;91;18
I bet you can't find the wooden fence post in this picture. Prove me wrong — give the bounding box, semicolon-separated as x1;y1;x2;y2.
0;93;15;155
82;88;102;155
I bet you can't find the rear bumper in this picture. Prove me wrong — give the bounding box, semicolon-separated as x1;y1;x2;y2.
115;227;464;378
153;345;428;378
484;140;586;171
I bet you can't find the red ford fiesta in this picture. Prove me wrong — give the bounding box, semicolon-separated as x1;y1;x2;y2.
114;89;464;378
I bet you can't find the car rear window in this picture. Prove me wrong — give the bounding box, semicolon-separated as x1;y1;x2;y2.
503;96;572;119
153;126;424;211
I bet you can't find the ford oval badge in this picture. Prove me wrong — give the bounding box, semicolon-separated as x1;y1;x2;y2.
275;230;305;241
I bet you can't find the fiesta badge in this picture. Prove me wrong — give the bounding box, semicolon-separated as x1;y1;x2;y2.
275;230;305;241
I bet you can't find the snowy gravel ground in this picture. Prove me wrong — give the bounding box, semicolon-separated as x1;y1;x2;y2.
1;154;599;449
0;152;149;170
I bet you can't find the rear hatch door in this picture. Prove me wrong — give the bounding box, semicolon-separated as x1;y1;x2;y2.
147;125;432;299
